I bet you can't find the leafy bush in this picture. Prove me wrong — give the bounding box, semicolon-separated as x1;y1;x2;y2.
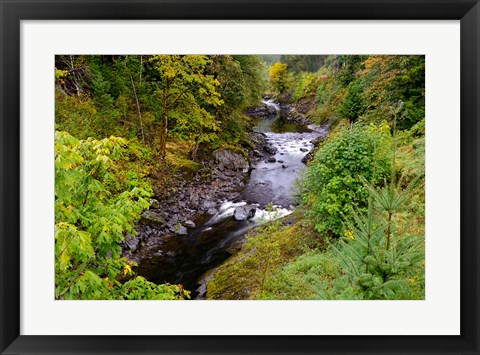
55;130;189;300
302;123;392;237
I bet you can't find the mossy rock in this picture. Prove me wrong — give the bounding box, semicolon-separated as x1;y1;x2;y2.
206;214;321;300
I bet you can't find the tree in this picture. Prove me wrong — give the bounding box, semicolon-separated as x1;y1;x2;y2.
206;55;266;145
269;62;289;93
149;55;223;158
333;55;367;86
338;81;365;125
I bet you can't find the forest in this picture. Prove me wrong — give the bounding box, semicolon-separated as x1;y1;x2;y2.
55;54;425;300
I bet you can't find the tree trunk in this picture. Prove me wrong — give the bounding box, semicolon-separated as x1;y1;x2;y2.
191;141;200;161
159;112;168;158
160;79;170;159
128;72;146;145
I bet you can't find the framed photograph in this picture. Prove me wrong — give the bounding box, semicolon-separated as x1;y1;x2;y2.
1;0;479;354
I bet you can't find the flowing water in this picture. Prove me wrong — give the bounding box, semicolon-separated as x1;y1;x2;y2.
136;100;328;298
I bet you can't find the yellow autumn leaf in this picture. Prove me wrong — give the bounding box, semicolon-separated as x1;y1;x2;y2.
123;264;132;275
344;230;355;240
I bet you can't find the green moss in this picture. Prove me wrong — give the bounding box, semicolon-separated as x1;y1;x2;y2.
260;252;347;300
218;143;249;159
206;214;321;300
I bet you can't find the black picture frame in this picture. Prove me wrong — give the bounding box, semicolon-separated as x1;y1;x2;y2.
1;1;479;354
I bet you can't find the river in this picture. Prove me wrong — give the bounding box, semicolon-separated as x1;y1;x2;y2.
136;100;328;298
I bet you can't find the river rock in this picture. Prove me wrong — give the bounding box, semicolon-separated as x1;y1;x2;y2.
214;149;250;173
149;198;160;209
207;208;217;215
124;234;140;252
282;164;289;169
212;169;229;181
184;220;196;228
277;160;284;163
175;225;188;236
302;152;313;164
189;191;201;208
267;157;276;163
233;205;257;221
243;104;277;118
300;147;308;152
202;200;216;210
252;149;263;157
140;210;166;228
263;145;277;155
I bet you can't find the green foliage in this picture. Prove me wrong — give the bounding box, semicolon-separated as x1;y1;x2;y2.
121;277;190;300
332;55;367;86
149;55;224;158
360;56;425;130
54;67;68;80
303;123;392;237
332;177;425;299
337;80;365;124
292;72;320;101
261;252;356;300
263;146;424;300
285;55;425;131
55;92;102;138
55;130;188;300
312;71;346;124
55;55;155;142
54;55;425;301
206;55;265;146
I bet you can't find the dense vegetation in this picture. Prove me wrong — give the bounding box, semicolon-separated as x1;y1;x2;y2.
55;54;424;300
55;55;265;299
208;55;425;300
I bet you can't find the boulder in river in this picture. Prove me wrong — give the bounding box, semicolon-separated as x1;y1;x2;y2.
267;157;277;163
263;145;277;155
300;147;308;152
207;208;217;215
184;220;196;228
233;205;257;221
214;149;250;173
141;210;166;228
282;164;289;169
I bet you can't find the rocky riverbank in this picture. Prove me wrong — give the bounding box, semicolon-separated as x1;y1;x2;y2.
123;97;326;282
122;125;278;262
